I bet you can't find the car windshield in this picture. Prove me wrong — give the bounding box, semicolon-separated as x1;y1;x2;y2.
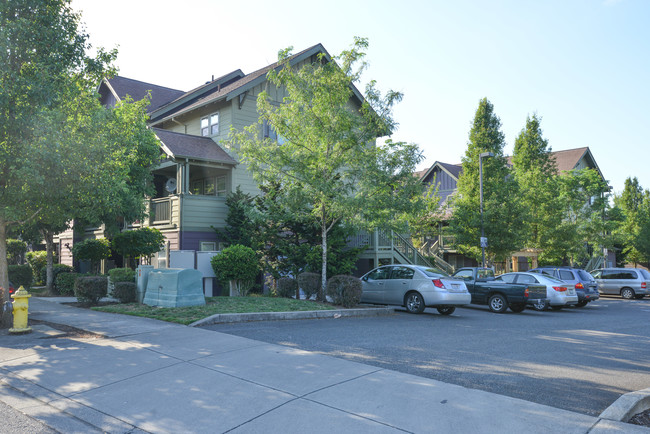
577;270;595;281
420;268;450;278
639;269;650;280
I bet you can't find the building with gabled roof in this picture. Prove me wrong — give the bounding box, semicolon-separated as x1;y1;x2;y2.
417;147;609;272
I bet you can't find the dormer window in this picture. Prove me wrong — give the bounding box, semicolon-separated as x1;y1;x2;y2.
201;113;219;136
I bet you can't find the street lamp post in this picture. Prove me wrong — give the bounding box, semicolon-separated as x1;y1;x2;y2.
479;152;494;268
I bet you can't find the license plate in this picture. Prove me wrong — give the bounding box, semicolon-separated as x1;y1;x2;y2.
451;284;460;289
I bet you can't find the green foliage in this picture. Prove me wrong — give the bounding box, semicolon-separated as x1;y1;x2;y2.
210;245;260;296
74;276;108;305
26;251;48;285
111;228;165;265
112;282;136;303
108;267;136;283
297;272;321;300
55;272;77;296
276;277;299;298
8;265;32;289
72;238;111;273
235;38;427;299
214;187;259;249
0;0;117;315
512;114;562;251
6;239;27;265
326;275;362;307
614;177;650;266
41;264;72;294
450;98;526;263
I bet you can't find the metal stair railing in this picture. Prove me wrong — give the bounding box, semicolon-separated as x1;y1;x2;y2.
584;256;604;272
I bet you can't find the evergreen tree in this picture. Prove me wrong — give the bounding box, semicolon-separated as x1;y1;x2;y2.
450;98;526;263
512;114;561;251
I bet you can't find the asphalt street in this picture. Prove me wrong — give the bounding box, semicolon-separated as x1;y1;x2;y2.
201;297;650;417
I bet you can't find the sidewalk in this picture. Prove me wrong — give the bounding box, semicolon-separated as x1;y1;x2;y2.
0;298;648;433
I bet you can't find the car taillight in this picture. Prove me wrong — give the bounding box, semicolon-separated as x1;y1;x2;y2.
642;282;647;289
553;286;567;292
432;279;444;288
575;283;584;290
524;287;529;297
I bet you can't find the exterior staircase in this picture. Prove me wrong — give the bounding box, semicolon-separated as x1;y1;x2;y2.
350;230;455;274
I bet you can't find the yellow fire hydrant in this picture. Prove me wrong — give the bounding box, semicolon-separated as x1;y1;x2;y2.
9;286;32;334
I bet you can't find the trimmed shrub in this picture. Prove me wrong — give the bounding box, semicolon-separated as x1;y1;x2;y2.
210;244;260;296
41;264;73;293
56;272;78;296
26;251;47;285
111;228;165;265
112;282;136;303
74;276;108;305
8;264;32;289
108;267;136;283
326;275;362;308
297;272;321;300
277;277;298;298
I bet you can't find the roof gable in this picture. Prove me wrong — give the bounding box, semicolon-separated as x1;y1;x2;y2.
152;128;237;165
101;76;185;113
149;43;365;125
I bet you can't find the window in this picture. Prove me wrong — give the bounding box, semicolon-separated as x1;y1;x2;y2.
199;241;217;251
201;112;219;136
215;175;227;197
391;266;415;280
263;119;286;144
454;269;473;281
191;180;203;195
559;270;574;281
191;175;227;196
516;274;538;284
498;274;516;284
367;267;391;280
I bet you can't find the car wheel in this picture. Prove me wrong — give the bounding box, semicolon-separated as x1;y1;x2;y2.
509;303;526;313
488;294;508;313
634;295;645;300
621;288;635;299
405;292;425;314
532;299;548;311
437;306;456;315
576;301;588;308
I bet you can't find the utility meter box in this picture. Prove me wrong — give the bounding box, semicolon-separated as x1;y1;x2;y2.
143;268;206;308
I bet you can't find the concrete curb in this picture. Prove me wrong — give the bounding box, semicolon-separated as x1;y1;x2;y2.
189;306;394;327
599;388;650;422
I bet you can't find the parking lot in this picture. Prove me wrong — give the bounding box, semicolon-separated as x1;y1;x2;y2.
201;297;650;417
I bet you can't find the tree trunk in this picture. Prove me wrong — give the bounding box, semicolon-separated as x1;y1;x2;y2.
0;218;12;328
44;230;55;294
320;212;327;302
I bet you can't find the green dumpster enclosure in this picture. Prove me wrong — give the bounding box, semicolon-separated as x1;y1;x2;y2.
142;268;206;307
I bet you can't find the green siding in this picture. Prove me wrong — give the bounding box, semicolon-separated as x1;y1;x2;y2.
181;195;228;230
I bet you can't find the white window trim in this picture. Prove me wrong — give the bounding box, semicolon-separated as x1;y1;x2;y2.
201;112;219;137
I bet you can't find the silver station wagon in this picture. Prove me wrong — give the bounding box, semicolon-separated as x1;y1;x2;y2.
360;264;471;315
590;268;650;299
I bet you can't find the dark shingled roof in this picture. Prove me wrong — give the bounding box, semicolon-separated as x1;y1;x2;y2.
152;128;236;165
438;162;462;179
106;76;185;112
149;44;350;124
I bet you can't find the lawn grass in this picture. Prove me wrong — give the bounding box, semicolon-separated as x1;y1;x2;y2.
91;295;336;325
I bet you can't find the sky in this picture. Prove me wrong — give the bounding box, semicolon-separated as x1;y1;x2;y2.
70;0;649;195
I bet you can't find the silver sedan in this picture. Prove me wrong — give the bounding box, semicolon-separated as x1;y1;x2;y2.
496;272;579;310
360;264;471;315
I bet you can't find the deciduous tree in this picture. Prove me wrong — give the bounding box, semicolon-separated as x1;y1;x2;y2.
234;38;426;299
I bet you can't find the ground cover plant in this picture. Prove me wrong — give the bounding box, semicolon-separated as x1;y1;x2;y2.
92;295;335;325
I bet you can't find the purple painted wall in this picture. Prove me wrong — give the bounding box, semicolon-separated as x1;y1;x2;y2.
180;231;219;251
